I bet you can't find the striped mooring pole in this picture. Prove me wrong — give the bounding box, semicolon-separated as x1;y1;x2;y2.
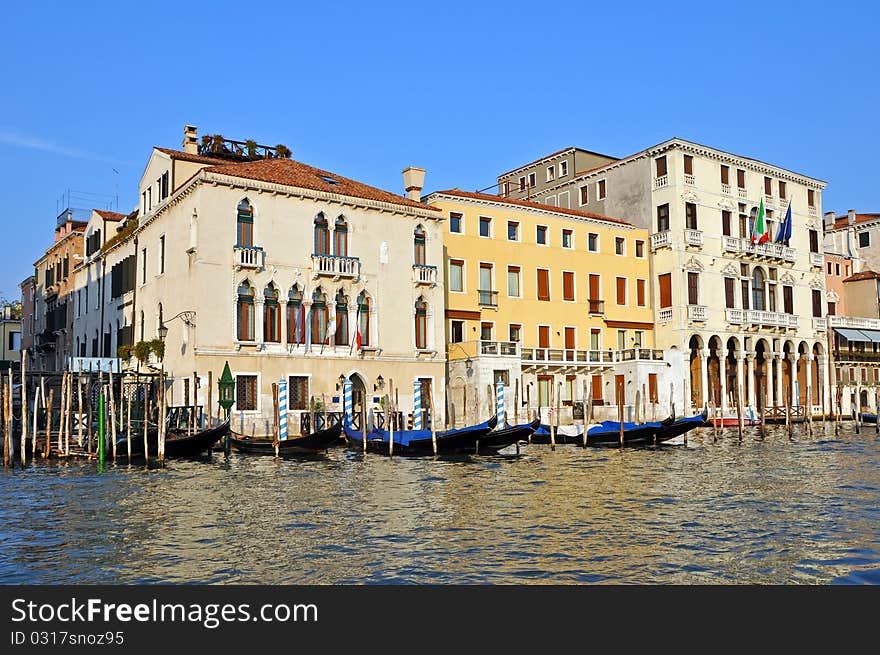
496;381;505;427
413;380;423;430
278;379;288;441
343;379;353;426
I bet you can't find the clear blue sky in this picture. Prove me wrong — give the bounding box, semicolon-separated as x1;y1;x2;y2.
2;0;877;301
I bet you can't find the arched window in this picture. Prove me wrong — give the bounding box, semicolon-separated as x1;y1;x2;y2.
237;281;255;341
288;285;305;344
334;216;348;257
314;213;330;256
335;290;349;346
311;288;328;344
414;225;426;266
357;291;371;348
237;199;253;247
752;268;766;311
263;284;280;343
415;296;428;349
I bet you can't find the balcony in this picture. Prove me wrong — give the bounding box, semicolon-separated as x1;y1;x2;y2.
413;263;438;286
480;340;519;356
658;307;673;322
810;252;824;268
745;310;798;329
650;231;671;251
520;348;663;367
726;308;745;325
684;229;704;247
653;175;668;189
687;304;707;322
721;183;731;196
808;205;817;216
829;315;880;330
312;253;361;279
723;235;741;253
764;194;775;207
587;299;605;315
737;187;747;199
235;245;265;269
741;239;796;263
812;317;827;332
834;350;880;364
684;173;695;186
478;289;498;308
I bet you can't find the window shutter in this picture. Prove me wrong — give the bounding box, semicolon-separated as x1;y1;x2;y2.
658;273;671;308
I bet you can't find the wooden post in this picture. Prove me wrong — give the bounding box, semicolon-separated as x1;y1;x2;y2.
712;398;718;442
4;383;10;466
309;396;315;437
429;386;437;457
20;350;27;466
76;364;82;450
360;396;367;454
786;391;794;441
514;378;520;426
735;385;743;442
835;386;841;436
759;387;766;440
272;383;280;458
192;372;198;433
32;385;39;459
109;371;117;461
126;381;132;462
855;386;861;435
158;367;166;463
143;387;150;461
462;383;467;429
642;383;647;427
635;388;641;424
526;384;532;444
57;372;66;454
618;379;624;447
64;371;72;456
549;381;556;451
387;382;394;457
85;372;93;453
45;387;54;458
207;370;213;427
669;382;675;418
2;383;7;468
583;384;592;448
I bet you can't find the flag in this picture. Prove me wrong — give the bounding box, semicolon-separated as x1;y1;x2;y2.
751;197;769;244
356;327;362;351
326;312;335;344
775;201;793;245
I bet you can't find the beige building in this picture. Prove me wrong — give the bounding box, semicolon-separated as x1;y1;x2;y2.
0;303;22;372
101;127;446;435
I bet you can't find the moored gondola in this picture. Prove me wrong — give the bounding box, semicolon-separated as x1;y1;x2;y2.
656;409;708;442
343;416;497;456
230;422;342;455
458;418;538;454
581;414;676;446
857;412;877;424
109;419;228;458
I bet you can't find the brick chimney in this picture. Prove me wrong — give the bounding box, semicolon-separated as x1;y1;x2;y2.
183;125;198;154
847;209;856;226
402;167;426;202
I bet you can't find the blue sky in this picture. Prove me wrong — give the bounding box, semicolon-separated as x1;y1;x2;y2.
2;0;877;300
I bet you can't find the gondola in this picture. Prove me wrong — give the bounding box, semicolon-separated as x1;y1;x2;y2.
581;414;676;446
656;410;708;442
857;412;878;424
342;416;497;456
230;423;342;455
531;423;586;445
109;419;228;458
459;418;539;454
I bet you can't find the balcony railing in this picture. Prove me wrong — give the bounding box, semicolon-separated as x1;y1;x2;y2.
234;245;264;269
745;310;798;329
312;253;361;279
726;308;745;325
688;304;707;321
413;264;438;286
480;340;518;356
808;205;817;215
658;307;673;322
829;315;880;330
653;175;668;189
812;317;827;332
737;187;747;199
478;289;498;307
587;299;605;315
684;229;704;247
650;231;671;251
810;252;824;268
833;350;880;363
721;183;731;195
521;348;664;366
741;239;796;262
722;235;740;253
684;173;695;186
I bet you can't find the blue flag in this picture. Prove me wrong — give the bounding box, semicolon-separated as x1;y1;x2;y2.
775;202;793;244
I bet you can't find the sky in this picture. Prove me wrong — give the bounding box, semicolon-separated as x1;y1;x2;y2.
1;0;878;301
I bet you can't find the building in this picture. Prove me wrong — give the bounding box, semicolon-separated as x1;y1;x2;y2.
824;210;880;273
99;126;447;436
424;188;664;424
19;275;35;357
31;208;87;372
0;303;22;371
496;147;618;203
497;138;830;416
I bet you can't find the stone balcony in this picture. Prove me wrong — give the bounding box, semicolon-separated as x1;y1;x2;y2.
829;315;880;330
312;253;361;280
723;237;795;263
687;304;707;322
684;229;703;247
726;308;799;329
650;230;671;251
413;264;438;286
653;175;668;189
810;252;824;268
234;245;265;270
812;317;827;332
520;347;664;368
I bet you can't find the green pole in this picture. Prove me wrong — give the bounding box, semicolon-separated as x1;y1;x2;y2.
98;392;105;467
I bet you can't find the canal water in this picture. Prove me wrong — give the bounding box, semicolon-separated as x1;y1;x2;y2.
1;423;878;584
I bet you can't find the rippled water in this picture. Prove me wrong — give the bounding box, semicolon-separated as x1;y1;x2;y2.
1;423;878;584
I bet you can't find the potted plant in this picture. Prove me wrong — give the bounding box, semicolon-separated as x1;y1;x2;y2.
275;144;291;158
117;344;132;360
133;341;151;365
245;139;258;158
148;338;165;362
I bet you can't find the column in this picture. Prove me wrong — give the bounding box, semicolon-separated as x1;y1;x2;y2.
746;352;756;410
788;353;798;407
805;354;815;416
719;348;727;414
764;356;773;413
774;353;783;411
700;347;710;410
821;355;831;415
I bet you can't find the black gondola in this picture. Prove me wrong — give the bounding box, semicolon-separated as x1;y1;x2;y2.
459;419;539;454
110;419;228;458
656;410;708;442
230;423;342;455
342;416;497;456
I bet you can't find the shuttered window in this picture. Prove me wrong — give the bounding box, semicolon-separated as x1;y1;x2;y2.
658;273;671;308
812;289;822;318
537;269;550;301
636;279;646;307
687;272;699;305
616;277;627;305
591;374;603;402
562;271;575;301
783;286;793;314
538;325;550;348
725;278;736;308
655;156;667;177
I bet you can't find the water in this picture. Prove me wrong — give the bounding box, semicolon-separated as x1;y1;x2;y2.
1;423;879;584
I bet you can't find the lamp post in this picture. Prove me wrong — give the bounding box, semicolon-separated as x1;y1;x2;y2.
218;361;235;455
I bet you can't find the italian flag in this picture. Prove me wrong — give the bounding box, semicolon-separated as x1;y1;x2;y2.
752;197;769;244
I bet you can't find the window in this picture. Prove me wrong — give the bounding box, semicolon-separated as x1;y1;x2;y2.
724;278;736;308
564;327;576;356
509;324;521;342
616;277;627;305
587;233;599;252
141;248;147;284
563;271;575;302
655;156;667;178
450;320;464;343
636;279;646;306
502;181;510;197
357;291;371;347
683;154;693;175
335;290;349;346
722;210;732;236
311;289;328;344
633;331;643;348
538;325;550;348
288;286;305;344
528;172;536;188
764;177;772;195
658;273;672;308
414;225;426;265
808;189;815;207
657;204;670;232
449;259;464;292
738;203;748;238
536;225;547;245
597;179;606;200
687;272;700;305
615;237;625;255
579;186;589;205
812;289;822;318
288;376;309;411
779;181;787;199
751;268;765;310
479;263;493;302
235;375;258;411
507;266;520;297
449;212;462;233
264;285;280;342
415;297;428;349
335;216;349;256
546;166;555;182
314;213;330;255
835;263;841;276
518;177;526;191
237;281;255;341
160;171;169;200
845;264;850;277
589;328;600;351
480;322;493;341
737;169;746;189
635;240;644;258
507;221;519;241
591;374;603;402
617;330;627;350
685;202;698;230
859;231;871;248
537;269;550;301
479;216;492;237
559;161;568;177
721;165;729;185
237;199;254;247
783;285;793;314
809;229;819;253
827;261;832;275
562;229;573;249
159;235;165;274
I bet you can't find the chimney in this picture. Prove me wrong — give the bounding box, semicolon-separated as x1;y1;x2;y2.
183;125;198;154
824;211;836;229
402;166;426;202
847;209;856;226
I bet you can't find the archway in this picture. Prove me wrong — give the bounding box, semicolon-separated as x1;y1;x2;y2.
797;342;809;408
707;335;722;405
725;336;740;408
781;341;794;405
812;342;823;407
755;338;770;411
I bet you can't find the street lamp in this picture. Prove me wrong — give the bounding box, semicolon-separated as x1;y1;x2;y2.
158;311;196;343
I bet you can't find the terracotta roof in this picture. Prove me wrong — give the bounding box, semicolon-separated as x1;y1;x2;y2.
843;270;880;283
429;189;632;226
832;213;880;230
203;158;439;213
154;147;230;165
94;209;127;221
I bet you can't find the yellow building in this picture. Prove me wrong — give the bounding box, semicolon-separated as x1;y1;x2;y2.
425;189;667;424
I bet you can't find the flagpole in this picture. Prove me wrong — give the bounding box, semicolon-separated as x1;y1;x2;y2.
349;304;360;357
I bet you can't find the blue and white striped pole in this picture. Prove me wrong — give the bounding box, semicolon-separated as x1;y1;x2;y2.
343;379;353;426
278;379;288;441
413;380;423;430
496;381;505;428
